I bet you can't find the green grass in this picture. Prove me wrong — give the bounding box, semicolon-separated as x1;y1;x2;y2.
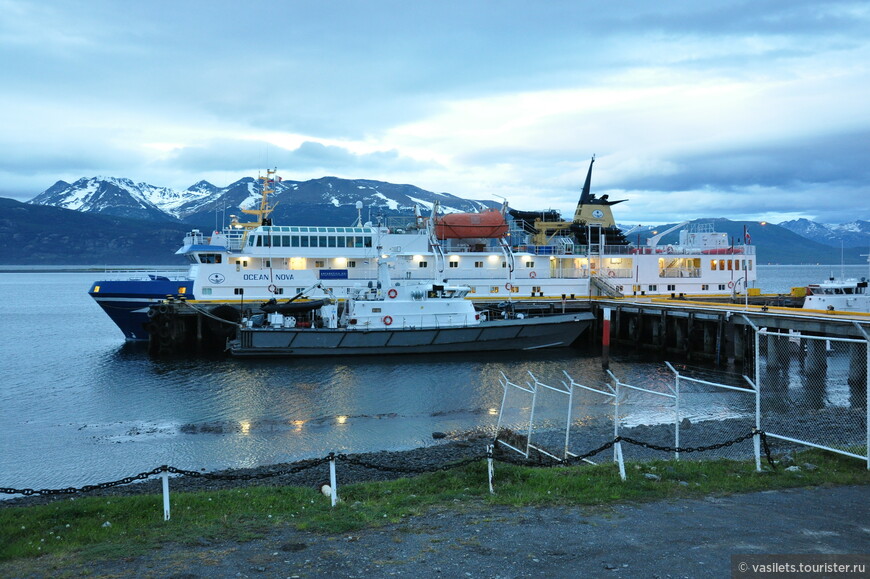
1;449;868;570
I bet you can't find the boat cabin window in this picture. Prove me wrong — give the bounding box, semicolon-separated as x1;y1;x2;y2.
198;253;222;264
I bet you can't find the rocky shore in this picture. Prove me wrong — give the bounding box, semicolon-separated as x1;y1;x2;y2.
3;406;864;509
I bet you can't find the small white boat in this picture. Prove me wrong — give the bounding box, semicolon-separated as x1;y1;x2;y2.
227;258;592;357
803;277;870;313
803;252;870;313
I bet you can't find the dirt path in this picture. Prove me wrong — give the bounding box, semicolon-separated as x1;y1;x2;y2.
7;485;869;578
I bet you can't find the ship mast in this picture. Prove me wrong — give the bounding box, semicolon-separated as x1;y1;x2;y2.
233;168;280;229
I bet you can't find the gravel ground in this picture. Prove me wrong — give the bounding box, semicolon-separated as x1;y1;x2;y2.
3;486;869;578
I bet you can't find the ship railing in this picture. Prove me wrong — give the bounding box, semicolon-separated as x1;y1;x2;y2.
97;269;190;280
594;268;633;279
659;268;702;278
512;245;590;256
632;243;754;256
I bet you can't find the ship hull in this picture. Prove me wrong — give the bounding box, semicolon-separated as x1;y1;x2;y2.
89;278;194;341
228;313;593;357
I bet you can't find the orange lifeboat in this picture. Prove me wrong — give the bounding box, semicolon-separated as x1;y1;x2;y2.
433;210;509;239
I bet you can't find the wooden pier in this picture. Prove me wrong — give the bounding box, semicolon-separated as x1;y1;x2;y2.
590;297;870;366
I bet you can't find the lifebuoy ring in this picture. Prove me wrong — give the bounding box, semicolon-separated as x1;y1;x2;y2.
727;281;734;288
268;284;277;293
505;283;513;291
529;271;537;279
607;271;615;277
383;315;393;326
387;288;398;299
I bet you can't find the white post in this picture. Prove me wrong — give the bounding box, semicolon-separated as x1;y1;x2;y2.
526;383;537;457
161;470;171;521
329;455;338;507
615;441;626;481
755;329;762;471
487;444;495;494
613;378;620;462
674;372;681;461
564;384;574;459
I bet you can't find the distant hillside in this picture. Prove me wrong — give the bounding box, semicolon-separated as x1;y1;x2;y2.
778;218;870;249
0;198;192;265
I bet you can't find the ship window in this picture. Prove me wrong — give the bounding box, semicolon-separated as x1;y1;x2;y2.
718;284;726;291
234;288;244;295
502;261;507;268
511;286;519;293
474;261;483;268
702;284;709;291
532;286;541;293
490;286;500;293
648;285;657;291
255;236;262;247
265;260;271;268
292;235;300;247
365;237;373;248
449;261;458;268
348;260;356;268
709;260;716;270
315;260;325;268
667;285;675;291
318;227;327;232
202;288;212;295
301;236;310;248
199;253;222;264
248;236;254;246
718;260;725;271
418;261;428;268
275;287;284;295
525;261;535;268
328;236;336;247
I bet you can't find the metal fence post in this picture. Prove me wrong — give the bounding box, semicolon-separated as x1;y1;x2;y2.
329;454;338;507
487;444;495;494
674;371;681;461
161;468;171;521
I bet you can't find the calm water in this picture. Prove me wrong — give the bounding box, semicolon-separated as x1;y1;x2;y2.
0;265;859;492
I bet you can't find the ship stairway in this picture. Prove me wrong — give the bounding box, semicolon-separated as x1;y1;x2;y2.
498;237;515;273
590;275;624;298
426;218;447;274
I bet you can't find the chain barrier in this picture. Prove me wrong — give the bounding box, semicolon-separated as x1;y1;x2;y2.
0;431;776;498
337;452;488;474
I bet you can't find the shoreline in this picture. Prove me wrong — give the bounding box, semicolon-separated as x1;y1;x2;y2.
8;406;862;510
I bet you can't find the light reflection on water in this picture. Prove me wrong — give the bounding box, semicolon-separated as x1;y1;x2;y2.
0;267;823;491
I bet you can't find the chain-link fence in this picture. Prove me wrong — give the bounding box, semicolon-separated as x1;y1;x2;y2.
756;329;869;466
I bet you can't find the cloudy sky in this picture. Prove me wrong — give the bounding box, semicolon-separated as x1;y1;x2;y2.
2;0;869;225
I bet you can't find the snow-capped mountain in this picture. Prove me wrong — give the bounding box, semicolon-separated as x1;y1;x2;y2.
29;176;213;222
28;175;500;225
778;218;870;249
